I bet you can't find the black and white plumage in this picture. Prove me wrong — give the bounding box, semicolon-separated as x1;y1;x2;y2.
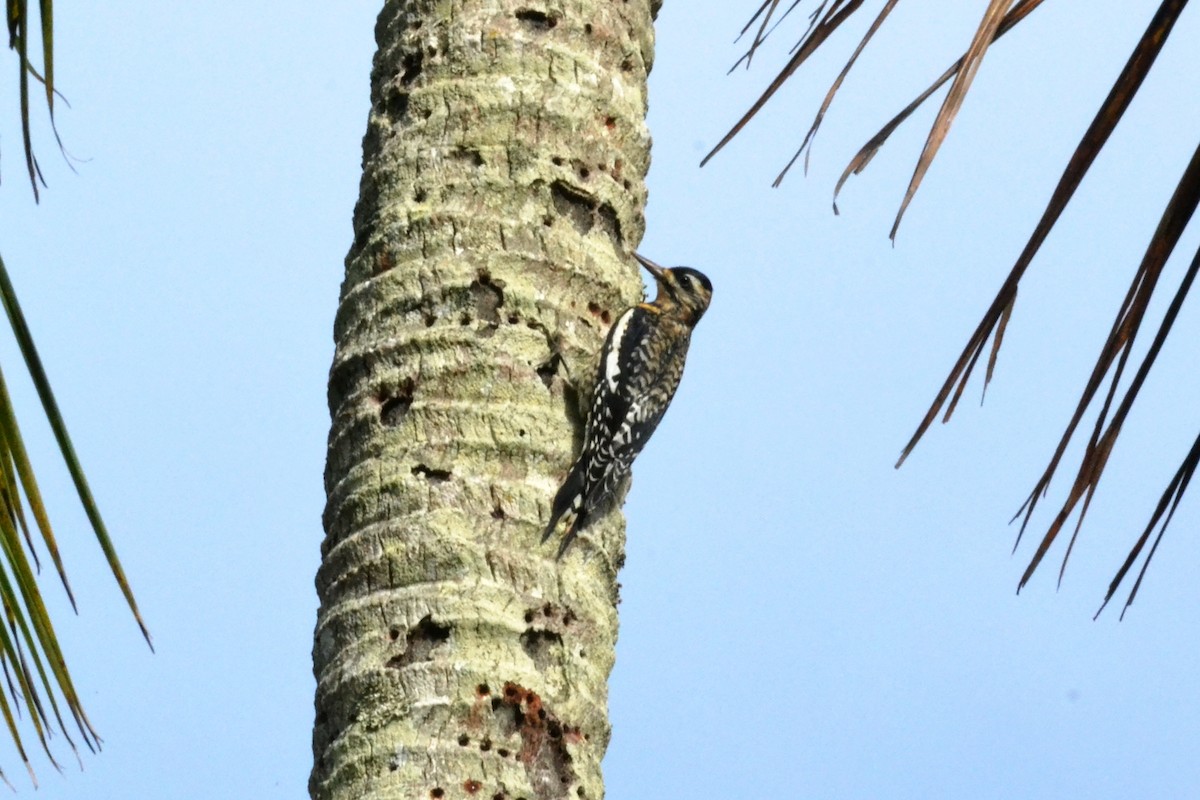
543;252;713;557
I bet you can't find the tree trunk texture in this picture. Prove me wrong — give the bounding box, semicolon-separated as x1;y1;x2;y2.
312;1;659;798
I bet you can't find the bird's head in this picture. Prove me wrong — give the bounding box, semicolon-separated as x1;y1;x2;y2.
634;252;713;324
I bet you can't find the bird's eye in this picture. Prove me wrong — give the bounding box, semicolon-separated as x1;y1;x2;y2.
678;274;692;289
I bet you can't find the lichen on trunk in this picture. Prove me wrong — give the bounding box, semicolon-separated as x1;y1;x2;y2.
312;1;659;798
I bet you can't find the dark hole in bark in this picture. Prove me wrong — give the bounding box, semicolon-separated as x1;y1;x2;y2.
455;147;486;167
470;271;505;327
515;9;558;30
550;180;622;247
401;51;424;84
494;680;583;800
551;181;595;236
412;464;452;482
595;202;621;249
380;378;415;427
384;90;410;119
585;302;611;325
536;355;559;390
387;615;451;669
520;628;563;671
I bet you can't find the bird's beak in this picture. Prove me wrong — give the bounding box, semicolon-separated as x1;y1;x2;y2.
633;252;665;279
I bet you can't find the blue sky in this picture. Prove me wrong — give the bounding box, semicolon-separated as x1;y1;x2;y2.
0;1;1197;797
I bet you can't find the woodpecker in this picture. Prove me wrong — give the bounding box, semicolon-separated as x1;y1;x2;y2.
543;252;713;557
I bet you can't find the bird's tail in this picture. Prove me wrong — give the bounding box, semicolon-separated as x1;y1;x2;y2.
543;465;587;556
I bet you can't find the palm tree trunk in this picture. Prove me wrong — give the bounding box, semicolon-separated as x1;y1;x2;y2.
312;1;659;798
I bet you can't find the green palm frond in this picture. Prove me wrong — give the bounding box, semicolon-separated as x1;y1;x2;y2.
0;256;158;781
708;0;1198;615
0;0;152;781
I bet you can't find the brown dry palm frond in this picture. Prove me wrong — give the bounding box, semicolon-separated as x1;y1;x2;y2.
706;0;1197;616
1;0;153;782
8;0;51;200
